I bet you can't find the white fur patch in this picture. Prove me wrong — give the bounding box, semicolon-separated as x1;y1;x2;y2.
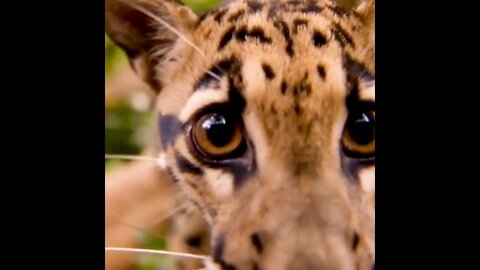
179;87;229;122
205;169;234;199
359;80;375;102
156;152;168;169
359;166;375;192
242;58;266;98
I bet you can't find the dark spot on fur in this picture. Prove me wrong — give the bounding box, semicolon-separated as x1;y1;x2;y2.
214;9;228;23
218;57;240;72
281;81;287;95
194;57;241;90
328;5;348;17
352;232;360;251
250;27;272;43
262;63;275;79
175;152;203;175
304;84;312;96
332;24;355;48
317;65;326;79
165;167;179;182
250;233;263;254
247;0;263;13
228;77;247;111
293;19;308;33
235;27;248;41
236;27;272;44
270;104;277;114
294;104;302;115
273;20;293;56
301;3;323;14
313;31;327;48
186;235;203;248
159;114;181;150
288;0;302;5
219;26;236;50
229;9;245;22
253;262;260;270
197;12;209;23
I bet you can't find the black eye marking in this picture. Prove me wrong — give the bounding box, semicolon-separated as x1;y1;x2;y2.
159;114;182;150
219;26;236;50
175;152;203;175
312;31;327;48
332;23;355;48
261;63;275;79
317;65;326;79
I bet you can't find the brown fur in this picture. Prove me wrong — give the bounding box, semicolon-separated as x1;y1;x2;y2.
106;0;375;269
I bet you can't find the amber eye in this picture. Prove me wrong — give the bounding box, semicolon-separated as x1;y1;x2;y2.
342;111;375;159
191;113;246;160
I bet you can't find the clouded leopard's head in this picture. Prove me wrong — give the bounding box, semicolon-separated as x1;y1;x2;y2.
106;0;374;269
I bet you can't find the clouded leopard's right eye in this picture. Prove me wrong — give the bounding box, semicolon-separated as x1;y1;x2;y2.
341;110;375;160
190;110;247;161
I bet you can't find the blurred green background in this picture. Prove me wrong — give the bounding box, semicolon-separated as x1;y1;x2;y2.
105;0;359;269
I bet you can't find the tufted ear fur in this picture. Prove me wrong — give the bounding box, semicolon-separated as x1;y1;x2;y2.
105;0;199;93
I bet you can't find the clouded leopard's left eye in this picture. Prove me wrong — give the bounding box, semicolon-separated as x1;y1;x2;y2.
190;111;246;160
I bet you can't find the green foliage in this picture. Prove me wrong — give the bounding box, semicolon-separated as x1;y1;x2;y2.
182;0;223;13
105;35;127;78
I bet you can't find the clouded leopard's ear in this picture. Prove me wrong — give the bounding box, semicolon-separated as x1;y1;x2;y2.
105;0;199;93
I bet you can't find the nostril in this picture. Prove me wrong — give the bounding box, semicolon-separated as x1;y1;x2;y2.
250;232;263;254
352;232;360;251
213;234;226;260
185;234;203;248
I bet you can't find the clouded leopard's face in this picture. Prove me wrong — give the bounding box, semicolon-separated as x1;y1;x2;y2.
106;0;375;269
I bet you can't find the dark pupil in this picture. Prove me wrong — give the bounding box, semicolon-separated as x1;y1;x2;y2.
348;112;374;145
202;114;235;147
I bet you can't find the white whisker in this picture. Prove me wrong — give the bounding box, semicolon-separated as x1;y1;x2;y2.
105;154;158;163
153;202;188;226
105;247;207;260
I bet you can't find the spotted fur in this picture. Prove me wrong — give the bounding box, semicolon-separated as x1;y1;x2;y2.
106;0;375;269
